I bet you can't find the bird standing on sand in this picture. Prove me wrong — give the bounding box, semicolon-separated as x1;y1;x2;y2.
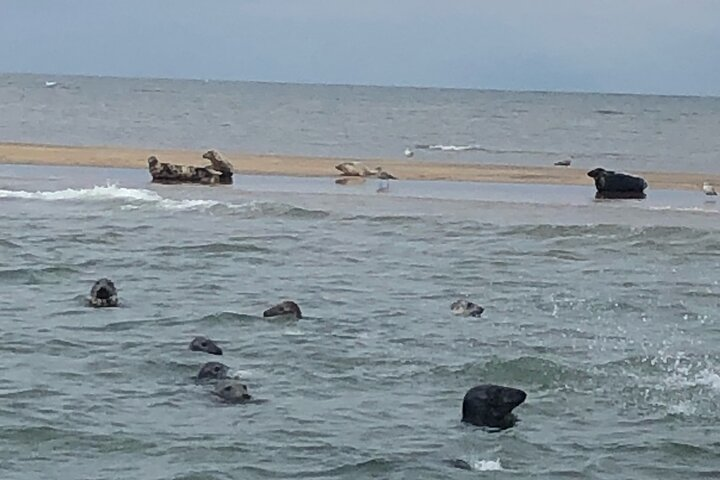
375;167;397;192
703;182;717;196
404;148;414;158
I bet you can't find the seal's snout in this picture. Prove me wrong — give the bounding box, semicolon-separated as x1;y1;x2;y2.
95;286;111;300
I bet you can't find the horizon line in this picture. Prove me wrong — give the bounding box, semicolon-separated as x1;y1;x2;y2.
2;69;718;100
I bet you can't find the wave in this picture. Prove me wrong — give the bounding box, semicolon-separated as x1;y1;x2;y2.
0;185;330;217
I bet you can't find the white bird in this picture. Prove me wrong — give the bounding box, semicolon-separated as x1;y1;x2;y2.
703;182;717;196
404;148;414;158
44;81;58;88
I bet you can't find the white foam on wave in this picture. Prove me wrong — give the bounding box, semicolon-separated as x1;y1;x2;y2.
0;184;227;212
426;144;480;152
472;459;503;471
0;184;161;202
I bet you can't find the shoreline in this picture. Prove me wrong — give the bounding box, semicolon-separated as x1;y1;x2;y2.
1;142;718;191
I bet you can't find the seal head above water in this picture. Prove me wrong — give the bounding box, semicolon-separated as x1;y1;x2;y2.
196;361;230;381
263;301;302;320
213;379;252;403
189;336;223;355
88;278;118;308
450;299;484;317
462;384;527;430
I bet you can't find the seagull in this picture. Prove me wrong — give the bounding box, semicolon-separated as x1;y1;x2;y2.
44;81;58;88
703;182;717;196
404;147;414;158
375;167;397;191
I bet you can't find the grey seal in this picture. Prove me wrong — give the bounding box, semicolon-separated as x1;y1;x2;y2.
213;379;252;403
189;336;223;355
450;299;484;317
587;167;648;199
263;301;302;320
462;384;527;430
196;361;229;381
88;278;118;307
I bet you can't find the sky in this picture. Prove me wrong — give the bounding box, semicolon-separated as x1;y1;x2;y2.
1;0;719;96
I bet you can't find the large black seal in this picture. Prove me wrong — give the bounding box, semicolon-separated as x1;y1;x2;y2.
263;301;302;320
587;167;648;199
189;336;223;355
462;384;527;429
212;379;252;403
196;361;229;381
88;278;118;307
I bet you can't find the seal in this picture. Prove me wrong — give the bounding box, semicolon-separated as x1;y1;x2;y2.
263;301;302;320
189;336;223;355
213;379;252;403
587;167;648;199
461;384;527;429
450;300;484;317
196;361;229;381
88;278;118;307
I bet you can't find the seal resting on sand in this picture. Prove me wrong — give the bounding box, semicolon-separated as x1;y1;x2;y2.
263;301;302;320
197;361;230;381
335;161;379;177
88;278;118;307
213;379;252;403
450;300;484;317
587;167;648;199
201;150;234;184
462;384;527;429
189;336;223;355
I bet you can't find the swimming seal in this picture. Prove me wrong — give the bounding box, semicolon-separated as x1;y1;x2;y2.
189;336;223;355
450;300;484;317
263;301;302;319
587;167;648;199
213;379;252;403
196;361;229;381
88;278;118;307
461;384;527;429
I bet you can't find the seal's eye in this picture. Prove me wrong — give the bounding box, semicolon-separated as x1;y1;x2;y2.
213;367;220;373
200;342;207;347
224;385;233;392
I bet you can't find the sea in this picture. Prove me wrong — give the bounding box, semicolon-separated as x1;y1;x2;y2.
0;73;719;480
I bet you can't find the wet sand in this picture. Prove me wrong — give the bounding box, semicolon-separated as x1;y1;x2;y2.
1;142;718;191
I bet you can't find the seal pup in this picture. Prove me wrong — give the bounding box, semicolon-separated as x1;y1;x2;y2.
189;336;223;355
196;361;230;381
263;301;302;320
88;278;118;307
462;384;527;429
450;300;484;317
703;182;717;196
213;379;252;403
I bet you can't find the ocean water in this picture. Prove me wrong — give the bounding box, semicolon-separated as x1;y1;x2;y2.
0;161;719;479
2;73;720;173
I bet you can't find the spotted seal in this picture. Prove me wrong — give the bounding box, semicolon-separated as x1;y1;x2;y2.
450;299;484;317
88;278;118;308
189;336;223;355
263;301;302;320
213;379;252;403
196;361;229;381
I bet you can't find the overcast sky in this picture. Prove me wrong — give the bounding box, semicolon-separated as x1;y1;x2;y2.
2;0;719;96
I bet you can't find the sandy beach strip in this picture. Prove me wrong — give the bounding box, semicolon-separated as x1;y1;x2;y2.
1;142;718;191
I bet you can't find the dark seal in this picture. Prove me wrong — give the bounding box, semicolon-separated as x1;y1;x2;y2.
450;299;484;317
213;379;252;403
587;167;648;199
263;301;302;319
189;336;223;355
88;278;118;307
196;361;229;381
462;384;527;430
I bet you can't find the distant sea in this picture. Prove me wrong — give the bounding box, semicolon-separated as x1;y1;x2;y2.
1;74;719;480
1;73;720;173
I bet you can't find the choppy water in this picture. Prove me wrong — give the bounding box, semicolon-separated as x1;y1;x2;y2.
2;73;720;173
0;164;719;479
